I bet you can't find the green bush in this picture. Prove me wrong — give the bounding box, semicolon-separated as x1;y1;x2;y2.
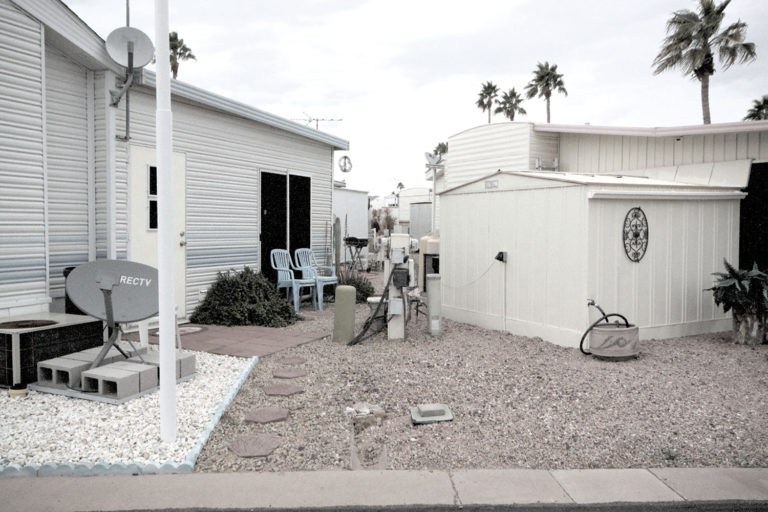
190;267;297;327
329;270;375;303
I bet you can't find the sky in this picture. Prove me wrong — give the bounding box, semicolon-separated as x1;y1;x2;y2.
63;0;768;197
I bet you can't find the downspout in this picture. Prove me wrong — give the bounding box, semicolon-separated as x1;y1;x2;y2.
104;70;117;259
87;71;96;261
41;24;50;299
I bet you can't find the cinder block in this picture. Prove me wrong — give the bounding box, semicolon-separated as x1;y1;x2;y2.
37;357;92;389
178;353;196;377
129;351;196;378
74;344;145;364
110;361;158;391
81;366;140;399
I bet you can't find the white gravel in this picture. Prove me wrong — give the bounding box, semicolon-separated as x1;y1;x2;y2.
0;349;251;467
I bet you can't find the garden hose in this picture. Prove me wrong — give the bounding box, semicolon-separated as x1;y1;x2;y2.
579;300;630;355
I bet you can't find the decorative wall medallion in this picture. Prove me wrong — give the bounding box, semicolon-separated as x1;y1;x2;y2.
623;207;648;262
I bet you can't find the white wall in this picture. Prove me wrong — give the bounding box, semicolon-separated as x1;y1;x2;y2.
587;197;737;339
129;87;335;314
333;187;369;262
445;123;531;189
440;176;589;346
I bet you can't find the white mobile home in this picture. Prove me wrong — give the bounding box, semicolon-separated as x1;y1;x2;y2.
332;181;369;263
0;0;349;320
437;121;768;347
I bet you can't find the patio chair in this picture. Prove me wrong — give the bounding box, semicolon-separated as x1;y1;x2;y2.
270;249;317;314
294;248;339;311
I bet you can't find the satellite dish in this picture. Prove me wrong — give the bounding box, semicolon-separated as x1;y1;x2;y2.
66;260;159;323
425;152;442;166
339;156;353;173
106;27;154;68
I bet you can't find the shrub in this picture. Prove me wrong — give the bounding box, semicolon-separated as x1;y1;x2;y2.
190;267;297;327
707;259;768;344
329;270;375;303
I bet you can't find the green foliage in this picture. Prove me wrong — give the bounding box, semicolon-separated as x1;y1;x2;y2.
744;95;768;121
329;270;375;303
707;259;768;317
476;81;500;123
494;88;527;121
190;267;297;327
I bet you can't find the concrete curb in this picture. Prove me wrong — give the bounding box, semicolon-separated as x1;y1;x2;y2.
0;468;766;511
0;356;258;478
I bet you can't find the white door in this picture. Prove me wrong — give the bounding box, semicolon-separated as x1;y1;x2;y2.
129;146;187;319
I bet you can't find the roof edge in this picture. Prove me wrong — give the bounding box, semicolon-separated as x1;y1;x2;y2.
534;120;768;137
143;71;349;151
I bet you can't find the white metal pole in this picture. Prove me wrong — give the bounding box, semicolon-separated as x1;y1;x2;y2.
431;166;436;233
155;0;176;443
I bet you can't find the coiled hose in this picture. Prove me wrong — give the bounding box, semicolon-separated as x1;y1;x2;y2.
579;300;630;356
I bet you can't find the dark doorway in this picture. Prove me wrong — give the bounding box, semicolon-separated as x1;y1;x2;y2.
289;175;311;255
260;172;287;282
740;163;768;270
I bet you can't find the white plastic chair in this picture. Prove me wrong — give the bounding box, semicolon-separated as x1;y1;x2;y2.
270;249;317;314
294;248;339;311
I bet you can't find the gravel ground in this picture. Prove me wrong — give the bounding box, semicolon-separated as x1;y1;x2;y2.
0;349;250;467
194;272;768;472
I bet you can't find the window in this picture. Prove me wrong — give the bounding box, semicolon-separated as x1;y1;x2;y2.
148;166;157;230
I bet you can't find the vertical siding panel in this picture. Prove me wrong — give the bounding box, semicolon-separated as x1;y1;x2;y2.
45;45;89;300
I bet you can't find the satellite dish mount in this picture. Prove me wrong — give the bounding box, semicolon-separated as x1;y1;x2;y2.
106;26;154;139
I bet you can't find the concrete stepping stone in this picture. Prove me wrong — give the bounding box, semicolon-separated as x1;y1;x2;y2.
263;383;304;396
245;407;290;424
275;356;307;366
228;434;280;457
273;368;307;379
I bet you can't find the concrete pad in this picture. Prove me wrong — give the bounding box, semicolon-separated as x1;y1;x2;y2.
551;469;683;503
651;468;768;501
452;469;573;505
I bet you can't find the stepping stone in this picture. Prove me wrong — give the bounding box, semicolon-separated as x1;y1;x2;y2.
245;407;290;424
263;383;304;396
273;368;307;379
275;356;307;366
228;434;280;457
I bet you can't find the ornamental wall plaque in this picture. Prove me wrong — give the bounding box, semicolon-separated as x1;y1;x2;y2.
623;207;648;262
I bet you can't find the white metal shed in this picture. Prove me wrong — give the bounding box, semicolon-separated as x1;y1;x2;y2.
439;170;746;347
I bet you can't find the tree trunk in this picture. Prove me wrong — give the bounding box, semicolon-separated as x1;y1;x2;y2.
700;73;711;125
733;312;765;345
487;107;491;124
546;97;551;123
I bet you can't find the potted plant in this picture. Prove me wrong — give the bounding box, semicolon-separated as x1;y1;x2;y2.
708;259;768;345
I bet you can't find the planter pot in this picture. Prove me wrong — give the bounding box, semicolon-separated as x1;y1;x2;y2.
8;383;28;398
588;324;640;360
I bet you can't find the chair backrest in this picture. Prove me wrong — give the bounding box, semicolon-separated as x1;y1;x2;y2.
293;248;317;279
270;249;294;283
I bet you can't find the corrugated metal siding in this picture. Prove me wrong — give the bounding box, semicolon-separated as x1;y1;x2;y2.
587;198;737;331
0;0;46;307
445;123;530;189
440;184;588;344
560;132;768;173
129;89;334;313
45;44;88;298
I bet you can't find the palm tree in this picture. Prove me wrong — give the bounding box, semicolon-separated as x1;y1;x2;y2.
525;62;567;123
494;88;527;121
433;142;448;158
744;95;768;121
652;0;756;125
169;31;196;79
476;81;499;123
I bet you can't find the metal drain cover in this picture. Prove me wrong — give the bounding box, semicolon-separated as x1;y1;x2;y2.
410;403;453;424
